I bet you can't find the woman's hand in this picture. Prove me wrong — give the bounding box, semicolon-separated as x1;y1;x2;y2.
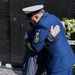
50;25;60;37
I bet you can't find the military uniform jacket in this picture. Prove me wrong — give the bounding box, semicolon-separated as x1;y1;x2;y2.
26;12;75;74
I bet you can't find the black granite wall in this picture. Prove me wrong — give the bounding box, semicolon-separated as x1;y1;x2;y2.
0;0;75;67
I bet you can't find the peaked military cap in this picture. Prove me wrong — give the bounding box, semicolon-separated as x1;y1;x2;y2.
22;5;44;19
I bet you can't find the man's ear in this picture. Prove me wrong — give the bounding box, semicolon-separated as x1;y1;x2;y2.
35;14;39;19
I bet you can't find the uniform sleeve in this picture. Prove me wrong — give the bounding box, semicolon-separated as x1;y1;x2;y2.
26;25;49;52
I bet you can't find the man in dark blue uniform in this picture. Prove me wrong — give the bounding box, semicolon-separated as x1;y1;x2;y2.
22;5;60;75
22;5;75;75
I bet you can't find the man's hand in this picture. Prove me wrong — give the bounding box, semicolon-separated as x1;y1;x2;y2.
50;25;60;37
